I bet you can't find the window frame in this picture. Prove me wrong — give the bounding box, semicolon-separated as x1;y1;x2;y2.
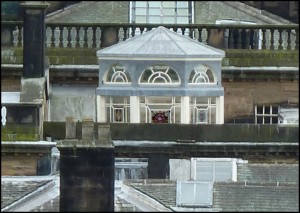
190;158;237;182
255;105;279;124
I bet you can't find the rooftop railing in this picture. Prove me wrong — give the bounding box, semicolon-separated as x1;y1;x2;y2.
1;22;299;50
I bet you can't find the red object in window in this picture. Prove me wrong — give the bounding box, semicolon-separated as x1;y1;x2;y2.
152;111;169;123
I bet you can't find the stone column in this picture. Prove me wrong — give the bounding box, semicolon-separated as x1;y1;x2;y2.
216;96;224;124
97;96;106;122
57;122;114;212
130;96;140;123
181;96;190;124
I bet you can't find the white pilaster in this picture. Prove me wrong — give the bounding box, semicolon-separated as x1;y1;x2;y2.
216;96;224;124
97;95;106;122
130;96;140;123
181;96;190;124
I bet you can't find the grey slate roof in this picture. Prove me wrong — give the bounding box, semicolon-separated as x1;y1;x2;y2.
1;179;50;209
237;163;299;184
213;182;299;212
97;26;225;59
46;1;129;24
129;180;177;208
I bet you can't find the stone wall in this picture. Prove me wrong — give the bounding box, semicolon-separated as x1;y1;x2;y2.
1;155;38;175
223;81;299;122
49;84;96;122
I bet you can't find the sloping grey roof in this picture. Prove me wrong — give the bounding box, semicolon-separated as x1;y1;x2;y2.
97;26;225;59
213;182;299;212
1;179;51;210
46;1;129;24
237;163;299;184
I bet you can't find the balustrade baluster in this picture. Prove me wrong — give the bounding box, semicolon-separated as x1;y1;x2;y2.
92;26;97;48
261;29;266;49
140;27;145;34
75;27;80;48
228;29;234;49
83;27;88;48
59;26;64;48
17;25;22;47
123;27;128;41
189;28;194;39
206;28;210;45
295;29;299;49
197;28;202;42
270;29;274;50
181;27;185;35
51;26;56;47
245;29;250;49
287;29;291;50
67;27;72;48
237;29;242;49
131;27;136;38
278;29;283;50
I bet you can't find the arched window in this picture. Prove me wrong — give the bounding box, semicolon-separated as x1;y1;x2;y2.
104;64;131;84
188;64;216;85
139;64;180;85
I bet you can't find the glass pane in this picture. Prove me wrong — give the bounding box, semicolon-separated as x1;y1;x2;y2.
195;183;211;205
196;172;213;181
211;97;216;104
265;106;270;114
112;96;125;104
272;106;278;114
177;8;189;16
162;8;175;16
163;1;175;8
272;117;278;124
264;116;271;123
256;106;263;114
136;8;147;15
180;182;194;204
149;8;161;16
136;16;147;23
177;1;189;8
210;107;216;124
177;16;188;24
149;16;161;23
149;1;161;7
136;1;147;7
163;17;175;24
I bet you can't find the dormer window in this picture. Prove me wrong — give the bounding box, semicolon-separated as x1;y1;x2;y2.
139;65;180;85
189;64;216;85
104;64;131;84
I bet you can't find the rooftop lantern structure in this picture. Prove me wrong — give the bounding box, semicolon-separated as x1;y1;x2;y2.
96;26;225;124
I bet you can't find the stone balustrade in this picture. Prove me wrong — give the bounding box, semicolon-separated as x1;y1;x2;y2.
2;22;299;50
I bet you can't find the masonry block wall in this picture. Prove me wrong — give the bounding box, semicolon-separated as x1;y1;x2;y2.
223;81;299;122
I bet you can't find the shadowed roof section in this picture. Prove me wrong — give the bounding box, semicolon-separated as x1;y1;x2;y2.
97;26;225;59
